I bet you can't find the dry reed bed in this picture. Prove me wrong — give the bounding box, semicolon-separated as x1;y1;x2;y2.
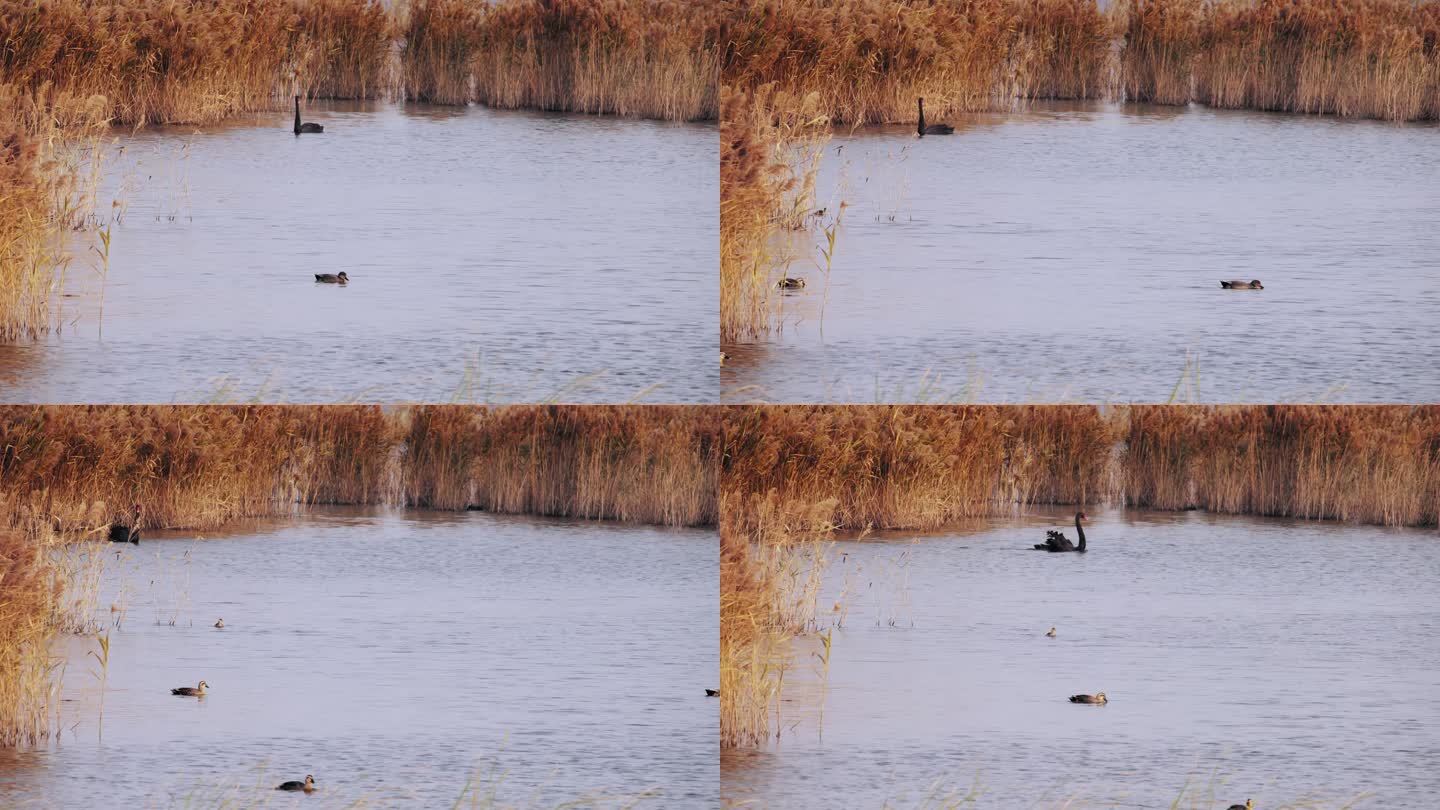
723;0;1440;124
723;405;1440;533
0;405;720;537
723;0;1114;125
719;404;1440;747
719;84;831;341
0;529;54;747
0;0;719;124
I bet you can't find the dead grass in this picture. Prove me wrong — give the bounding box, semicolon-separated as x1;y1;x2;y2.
0;529;56;747
0;405;719;538
469;0;721;120
719;84;831;341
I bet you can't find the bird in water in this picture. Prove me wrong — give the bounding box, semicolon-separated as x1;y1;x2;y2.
917;97;954;136
776;277;806;290
277;775;317;793
1045;627;1056;638
214;618;225;629
314;272;348;284
1225;801;1253;810
720;351;728;366
1069;692;1107;704
1033;512;1088;553
171;680;208;697
294;95;323;135
705;689;719;697
108;503;143;544
1220;279;1263;289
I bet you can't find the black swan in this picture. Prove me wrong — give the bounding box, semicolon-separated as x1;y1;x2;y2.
917;98;954;136
277;775;317;793
315;272;348;284
108;504;142;544
1033;512;1087;552
1226;802;1252;810
171;680;208;697
776;277;806;290
1069;692;1107;704
294;96;323;135
1220;279;1263;289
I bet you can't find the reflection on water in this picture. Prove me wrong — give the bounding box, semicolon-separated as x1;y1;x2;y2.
0;102;717;403
0;508;717;808
722;507;1440;807
722;102;1440;403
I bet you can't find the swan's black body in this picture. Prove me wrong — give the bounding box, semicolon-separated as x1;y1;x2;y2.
1033;512;1087;552
295;96;323;135
109;504;142;544
917;98;954;136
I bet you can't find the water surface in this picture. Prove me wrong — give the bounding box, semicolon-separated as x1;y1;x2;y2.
722;507;1440;807
722;102;1440;403
0;102;717;403
0;508;717;807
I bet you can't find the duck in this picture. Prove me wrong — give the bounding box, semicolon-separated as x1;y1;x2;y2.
720;352;728;366
1045;627;1056;638
1220;279;1263;289
705;689;719;697
214;618;225;629
277;775;316;792
314;272;348;284
1068;692;1107;704
1226;802;1253;810
171;680;208;697
776;277;806;290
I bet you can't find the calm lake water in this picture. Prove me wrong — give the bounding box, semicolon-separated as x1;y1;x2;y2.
0;102;716;403
721;507;1440;808
0;508;717;808
722;102;1440;403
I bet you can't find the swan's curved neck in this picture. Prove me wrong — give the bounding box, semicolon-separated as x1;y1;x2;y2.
294;96;301;134
917;99;925;135
1075;513;1086;551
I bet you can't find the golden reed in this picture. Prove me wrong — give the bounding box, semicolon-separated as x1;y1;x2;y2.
0;405;719;536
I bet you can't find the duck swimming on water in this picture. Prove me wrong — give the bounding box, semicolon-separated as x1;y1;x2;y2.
1045;627;1057;638
277;775;316;792
1069;692;1107;704
1220;279;1263;289
776;277;806;290
214;618;225;629
1225;801;1253;810
315;272;348;284
171;680;208;697
705;689;719;697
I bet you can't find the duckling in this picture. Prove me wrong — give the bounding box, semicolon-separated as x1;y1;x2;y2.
171;680;208;697
314;272;348;284
776;277;806;291
1045;626;1056;638
1220;279;1263;289
214;618;225;629
720;351;728;366
1068;692;1107;704
1225;802;1252;810
705;689;719;697
277;775;316;793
